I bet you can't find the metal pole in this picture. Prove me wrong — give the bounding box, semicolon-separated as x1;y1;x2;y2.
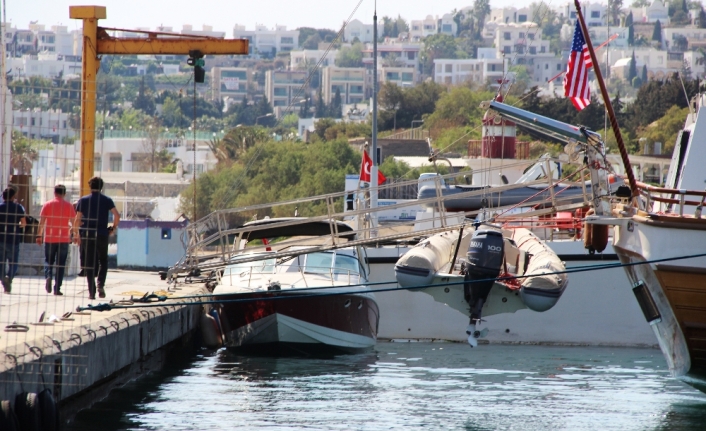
70;6;105;197
370;6;379;234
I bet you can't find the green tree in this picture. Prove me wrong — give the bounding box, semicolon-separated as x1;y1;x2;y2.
330;88;342;119
133;76;155;115
641;64;648;82
628;51;638;81
652;20;662;42
607;0;624;25
160;97;185;128
472;0;491;39
421;34;458;75
10;131;39;175
335;43;364;67
626;11;634;46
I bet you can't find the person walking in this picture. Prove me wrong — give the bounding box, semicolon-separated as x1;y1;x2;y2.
0;187;27;293
36;185;78;296
75;177;119;300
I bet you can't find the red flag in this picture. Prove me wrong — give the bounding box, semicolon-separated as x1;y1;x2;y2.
359;150;386;184
564;21;593;111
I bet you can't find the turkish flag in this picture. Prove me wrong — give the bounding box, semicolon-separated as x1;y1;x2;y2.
359;150;386;184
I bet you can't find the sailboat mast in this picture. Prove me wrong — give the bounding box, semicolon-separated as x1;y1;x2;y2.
573;0;638;200
370;6;379;231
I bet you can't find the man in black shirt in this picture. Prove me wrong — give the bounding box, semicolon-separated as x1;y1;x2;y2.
0;187;27;293
75;177;120;300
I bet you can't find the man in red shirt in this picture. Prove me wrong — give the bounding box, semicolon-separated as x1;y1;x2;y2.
36;185;78;295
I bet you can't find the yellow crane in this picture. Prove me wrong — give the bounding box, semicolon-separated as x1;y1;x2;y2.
70;5;249;196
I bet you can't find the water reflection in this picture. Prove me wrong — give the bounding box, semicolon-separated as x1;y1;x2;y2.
65;344;706;431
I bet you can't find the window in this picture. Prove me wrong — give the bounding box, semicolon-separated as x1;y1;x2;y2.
503;46;511;54
161;228;172;240
109;155;122;172
488;64;497;71
557;64;561;70
504;32;511;40
407;51;415;60
281;37;293;44
591;11;600;18
519;32;525;38
445;64;452;73
274;87;287;96
529;47;536;54
95;155;102;170
350;85;363;94
518;14;527;22
442;24;452;32
528;33;535;40
545;64;549;69
402;72;413;81
570;11;577;18
540;46;546;53
387;72;400;80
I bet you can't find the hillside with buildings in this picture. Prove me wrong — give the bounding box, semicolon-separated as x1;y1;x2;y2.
4;0;705;217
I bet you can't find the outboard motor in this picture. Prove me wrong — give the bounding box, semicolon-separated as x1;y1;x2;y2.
464;230;504;324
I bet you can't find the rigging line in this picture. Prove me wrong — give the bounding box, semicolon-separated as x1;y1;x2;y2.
80;249;706;311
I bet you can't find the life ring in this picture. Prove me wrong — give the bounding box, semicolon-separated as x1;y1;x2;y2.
14;392;40;431
0;400;19;431
583;208;609;254
38;389;59;431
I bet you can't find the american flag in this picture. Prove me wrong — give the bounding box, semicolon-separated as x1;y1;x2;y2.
564;21;593;111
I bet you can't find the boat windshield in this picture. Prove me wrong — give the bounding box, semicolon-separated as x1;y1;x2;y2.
303;252;361;276
223;258;276;276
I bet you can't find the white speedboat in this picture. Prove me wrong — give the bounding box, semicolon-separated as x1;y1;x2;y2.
213;218;379;355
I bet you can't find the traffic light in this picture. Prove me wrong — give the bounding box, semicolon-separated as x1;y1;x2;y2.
187;50;205;83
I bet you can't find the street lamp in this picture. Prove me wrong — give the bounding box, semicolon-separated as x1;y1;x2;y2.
393;102;400;131
411;119;423;129
256;113;273;125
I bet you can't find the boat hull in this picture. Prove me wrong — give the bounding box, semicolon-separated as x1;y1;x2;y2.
217;292;379;355
609;214;706;387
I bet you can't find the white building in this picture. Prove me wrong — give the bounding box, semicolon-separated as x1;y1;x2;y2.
433;58;506;86
379;66;417;87
211;67;251;102
233;24;299;57
8;53;82;79
663;27;706;50
362;40;421;71
605;47;690;80
180;24;226;38
289;49;338;69
4;23;82;57
322;67;367;104
563;1;608;26
586;26;630;49
409;16;440;41
265;70;308;110
12;109;75;142
344;19;384;43
488;7;533;25
494;22;551;58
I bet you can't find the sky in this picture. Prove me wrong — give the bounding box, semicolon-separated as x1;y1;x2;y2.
9;0;533;33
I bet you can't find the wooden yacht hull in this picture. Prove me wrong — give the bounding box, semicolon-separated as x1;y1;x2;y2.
217;292;379;355
608;214;706;386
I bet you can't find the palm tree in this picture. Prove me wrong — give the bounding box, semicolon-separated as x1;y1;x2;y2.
10;131;38;175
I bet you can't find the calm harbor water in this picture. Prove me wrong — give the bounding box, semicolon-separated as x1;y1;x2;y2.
66;342;706;431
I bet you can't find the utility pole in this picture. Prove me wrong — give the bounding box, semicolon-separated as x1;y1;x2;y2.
70;5;248;196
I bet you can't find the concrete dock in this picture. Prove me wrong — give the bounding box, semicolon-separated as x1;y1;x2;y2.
0;269;208;422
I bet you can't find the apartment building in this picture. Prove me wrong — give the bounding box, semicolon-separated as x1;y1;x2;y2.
13;109;76;142
322;67;366;104
606;47;700;79
494;22;551;58
433;58;506;86
663;27;706;49
408;15;438;41
629;0;670;24
587;26;630;49
233;24;299;57
4;23;81;57
562;1;608;26
8;53;82;79
265;70;308;109
290;49;338;69
362;41;421;70
379;66;417;87
344;19;384;43
211;67;252;101
180;24;226;38
488;7;533;24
